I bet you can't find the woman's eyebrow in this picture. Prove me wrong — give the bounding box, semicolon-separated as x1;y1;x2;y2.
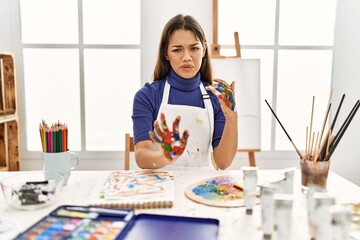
170;44;183;48
170;42;201;48
189;42;200;47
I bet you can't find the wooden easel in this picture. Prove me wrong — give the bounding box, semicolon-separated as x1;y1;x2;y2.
211;0;260;167
238;149;260;167
211;0;241;58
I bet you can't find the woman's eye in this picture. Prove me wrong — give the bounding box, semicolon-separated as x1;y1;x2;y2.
173;49;181;52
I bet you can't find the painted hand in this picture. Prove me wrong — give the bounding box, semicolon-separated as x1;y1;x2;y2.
205;79;236;111
149;113;189;160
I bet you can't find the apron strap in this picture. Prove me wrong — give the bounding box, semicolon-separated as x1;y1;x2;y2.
200;83;214;151
162;81;171;103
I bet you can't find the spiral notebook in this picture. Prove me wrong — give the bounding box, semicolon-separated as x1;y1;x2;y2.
89;170;174;209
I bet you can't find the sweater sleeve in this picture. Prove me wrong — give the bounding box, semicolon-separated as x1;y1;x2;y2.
132;82;164;144
212;102;226;149
204;83;226;149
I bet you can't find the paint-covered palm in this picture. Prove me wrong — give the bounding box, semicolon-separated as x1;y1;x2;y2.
206;79;236;111
149;113;189;160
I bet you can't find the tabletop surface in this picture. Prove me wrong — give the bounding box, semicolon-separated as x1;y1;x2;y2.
1;169;360;240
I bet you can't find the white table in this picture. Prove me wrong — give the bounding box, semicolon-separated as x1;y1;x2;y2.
1;169;359;239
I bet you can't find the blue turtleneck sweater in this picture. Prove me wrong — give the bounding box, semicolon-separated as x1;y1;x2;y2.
132;69;225;148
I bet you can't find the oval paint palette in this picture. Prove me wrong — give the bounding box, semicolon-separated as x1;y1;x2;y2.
185;175;260;207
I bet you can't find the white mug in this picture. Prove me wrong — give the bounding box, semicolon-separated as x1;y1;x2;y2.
42;151;80;185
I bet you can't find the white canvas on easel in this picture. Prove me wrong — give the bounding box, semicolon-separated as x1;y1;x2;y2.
211;58;261;151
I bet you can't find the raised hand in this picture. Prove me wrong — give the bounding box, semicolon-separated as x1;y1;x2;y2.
149;113;189;160
205;79;236;111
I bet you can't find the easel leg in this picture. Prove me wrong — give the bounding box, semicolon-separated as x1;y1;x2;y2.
248;152;256;166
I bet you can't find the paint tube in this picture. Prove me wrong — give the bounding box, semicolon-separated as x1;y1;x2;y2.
274;194;293;240
330;204;352;240
282;167;295;194
260;183;277;239
242;166;258;215
312;192;336;240
306;184;327;240
270;175;285;194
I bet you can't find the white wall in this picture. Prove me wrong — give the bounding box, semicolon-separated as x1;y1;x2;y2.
331;0;360;185
0;0;13;52
141;0;213;83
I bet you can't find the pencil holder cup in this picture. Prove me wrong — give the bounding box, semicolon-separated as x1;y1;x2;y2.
300;158;330;192
42;151;80;186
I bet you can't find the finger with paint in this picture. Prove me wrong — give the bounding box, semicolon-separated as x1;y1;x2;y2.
206;79;236;111
149;113;189;160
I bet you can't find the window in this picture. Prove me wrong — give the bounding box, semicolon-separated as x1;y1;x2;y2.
217;0;337;152
19;0;141;152
15;0;338;162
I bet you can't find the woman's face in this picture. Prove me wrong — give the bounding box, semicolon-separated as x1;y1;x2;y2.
166;29;205;79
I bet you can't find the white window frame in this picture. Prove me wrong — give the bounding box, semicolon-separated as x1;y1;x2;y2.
8;0;336;168
215;0;335;164
11;0;140;164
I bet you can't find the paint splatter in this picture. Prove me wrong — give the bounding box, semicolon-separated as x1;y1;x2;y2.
195;118;203;124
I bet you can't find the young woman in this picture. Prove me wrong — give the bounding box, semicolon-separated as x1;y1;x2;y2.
132;14;237;170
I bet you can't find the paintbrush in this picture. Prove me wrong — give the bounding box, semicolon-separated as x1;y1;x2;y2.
314;103;332;161
325;100;360;160
265;99;304;159
319;94;346;160
308;96;315;159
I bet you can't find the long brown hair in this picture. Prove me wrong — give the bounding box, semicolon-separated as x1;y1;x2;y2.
153;14;212;84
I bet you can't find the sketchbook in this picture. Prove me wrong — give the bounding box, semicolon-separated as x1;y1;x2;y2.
88;170;175;209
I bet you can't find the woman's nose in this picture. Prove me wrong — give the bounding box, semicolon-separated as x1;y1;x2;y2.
182;50;191;61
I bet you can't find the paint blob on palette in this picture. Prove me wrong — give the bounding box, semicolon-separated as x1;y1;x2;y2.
185;175;259;207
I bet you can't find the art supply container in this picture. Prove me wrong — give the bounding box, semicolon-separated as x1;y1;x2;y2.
0;171;64;210
242;166;258;215
42;151;80;185
300;158;330;192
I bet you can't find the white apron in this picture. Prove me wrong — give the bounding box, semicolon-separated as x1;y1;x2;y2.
157;81;215;170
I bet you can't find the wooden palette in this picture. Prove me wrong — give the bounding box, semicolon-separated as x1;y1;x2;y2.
185;175;259;208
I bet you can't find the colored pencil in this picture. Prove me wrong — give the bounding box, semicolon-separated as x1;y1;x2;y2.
39;120;68;153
